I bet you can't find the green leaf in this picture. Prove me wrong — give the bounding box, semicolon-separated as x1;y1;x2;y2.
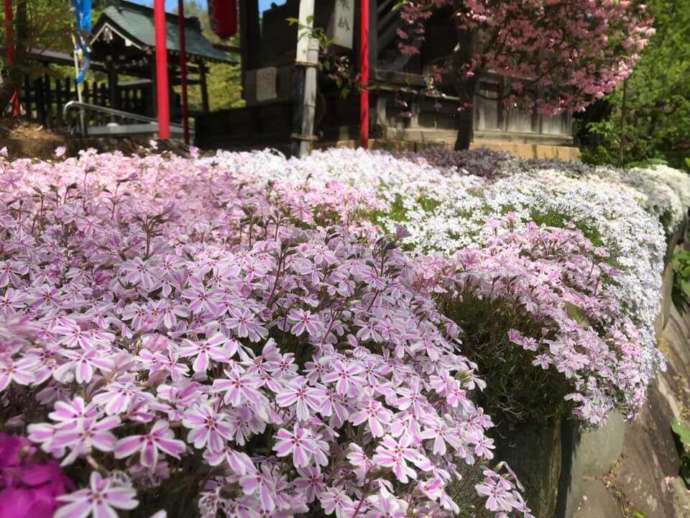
671;418;690;447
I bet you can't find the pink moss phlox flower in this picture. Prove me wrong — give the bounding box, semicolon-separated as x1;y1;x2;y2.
55;471;137;518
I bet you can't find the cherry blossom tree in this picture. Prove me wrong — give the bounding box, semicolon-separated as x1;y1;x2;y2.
398;0;655;149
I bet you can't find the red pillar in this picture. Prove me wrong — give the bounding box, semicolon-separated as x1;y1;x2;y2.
177;0;190;145
359;0;369;149
154;0;170;140
3;0;20;117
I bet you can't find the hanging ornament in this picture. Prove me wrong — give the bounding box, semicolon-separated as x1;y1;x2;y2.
208;0;238;39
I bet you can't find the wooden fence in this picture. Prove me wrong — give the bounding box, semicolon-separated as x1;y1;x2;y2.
20;75;150;129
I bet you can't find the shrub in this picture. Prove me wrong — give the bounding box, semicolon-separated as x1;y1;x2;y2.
397;148;512;180
671;249;690;310
423;221;652;425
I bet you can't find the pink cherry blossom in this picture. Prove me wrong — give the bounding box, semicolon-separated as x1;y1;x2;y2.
399;1;652;119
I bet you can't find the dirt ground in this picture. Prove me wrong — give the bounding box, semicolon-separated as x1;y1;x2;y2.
0;120;190;160
0;120;69;160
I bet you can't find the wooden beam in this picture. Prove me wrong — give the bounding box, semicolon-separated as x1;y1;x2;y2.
108;65;119;111
4;0;20;117
200;64;209;113
178;0;190;144
239;0;260;77
369;0;378;70
292;0;318;157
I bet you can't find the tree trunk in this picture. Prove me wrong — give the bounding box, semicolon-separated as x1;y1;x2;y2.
0;0;28;115
454;78;478;150
453;29;478;150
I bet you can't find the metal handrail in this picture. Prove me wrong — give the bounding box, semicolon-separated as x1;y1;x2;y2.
63;100;163;125
63;101;186;138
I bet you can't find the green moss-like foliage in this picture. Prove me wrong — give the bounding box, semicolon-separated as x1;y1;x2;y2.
442;293;571;427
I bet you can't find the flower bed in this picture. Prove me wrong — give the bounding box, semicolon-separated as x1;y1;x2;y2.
0;150;530;517
1;146;687;517
209;148;687;425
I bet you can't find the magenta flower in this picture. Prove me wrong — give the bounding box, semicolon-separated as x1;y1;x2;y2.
0;433;73;518
115;420;185;468
55;471;138;518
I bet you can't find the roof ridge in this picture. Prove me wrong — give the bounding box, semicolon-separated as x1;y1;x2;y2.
94;1;236;64
105;0;203;33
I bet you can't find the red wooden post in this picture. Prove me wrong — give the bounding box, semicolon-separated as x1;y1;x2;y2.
154;0;170;140
3;0;20;117
177;0;190;145
360;0;369;149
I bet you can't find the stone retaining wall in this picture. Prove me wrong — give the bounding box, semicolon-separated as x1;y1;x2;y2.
315;138;582;162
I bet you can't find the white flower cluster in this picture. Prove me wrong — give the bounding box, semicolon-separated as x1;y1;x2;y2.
208;148;690;387
595;164;690;233
484;171;667;382
515;160;690;235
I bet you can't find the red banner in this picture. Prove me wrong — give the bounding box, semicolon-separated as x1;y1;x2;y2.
208;0;238;39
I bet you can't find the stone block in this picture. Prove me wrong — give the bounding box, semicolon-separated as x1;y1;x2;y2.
577;412;626;478
536;144;559;160
494;420;562;517
555;146;581;161
572;479;624;518
559;412;625;517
